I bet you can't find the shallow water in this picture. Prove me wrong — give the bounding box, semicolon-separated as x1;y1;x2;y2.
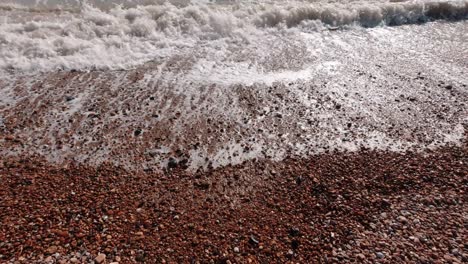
0;0;467;170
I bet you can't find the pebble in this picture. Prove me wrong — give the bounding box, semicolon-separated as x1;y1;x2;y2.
134;128;142;136
291;239;300;249
443;254;454;261
95;253;106;263
295;176;303;185
249;235;259;245
70;257;79;263
136;251;146;262
46;246;58;254
397;216;408;223
289;227;301;237
233;247;240;253
168;158;178;169
376;252;385;259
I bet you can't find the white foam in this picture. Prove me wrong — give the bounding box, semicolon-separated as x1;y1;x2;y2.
0;0;467;74
0;1;467;171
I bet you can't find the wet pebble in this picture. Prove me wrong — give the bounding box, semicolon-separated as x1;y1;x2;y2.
167;158;178;169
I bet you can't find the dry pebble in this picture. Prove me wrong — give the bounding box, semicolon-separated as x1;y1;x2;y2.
95;253;106;263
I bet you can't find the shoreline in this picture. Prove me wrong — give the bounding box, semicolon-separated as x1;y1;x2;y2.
1;144;466;263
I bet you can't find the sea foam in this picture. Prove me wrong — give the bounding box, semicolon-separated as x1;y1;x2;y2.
0;0;467;73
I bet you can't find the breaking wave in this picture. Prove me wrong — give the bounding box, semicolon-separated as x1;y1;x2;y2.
257;1;468;27
0;0;467;73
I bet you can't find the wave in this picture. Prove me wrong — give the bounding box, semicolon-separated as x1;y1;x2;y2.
0;0;204;12
2;1;468;25
257;1;468;28
0;0;467;73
